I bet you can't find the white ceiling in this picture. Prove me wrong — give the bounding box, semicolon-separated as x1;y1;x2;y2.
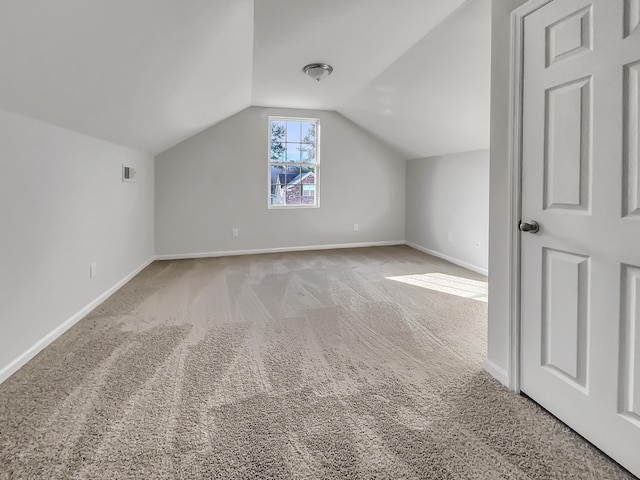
251;0;466;110
0;0;254;154
339;0;492;159
0;0;491;158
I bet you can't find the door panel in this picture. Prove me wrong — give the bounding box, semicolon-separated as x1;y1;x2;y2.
541;248;589;389
544;77;591;211
620;264;640;423
519;0;640;476
624;0;640;37
625;61;640;218
546;6;592;67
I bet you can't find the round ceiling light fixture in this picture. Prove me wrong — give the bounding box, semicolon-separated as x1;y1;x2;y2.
303;63;333;82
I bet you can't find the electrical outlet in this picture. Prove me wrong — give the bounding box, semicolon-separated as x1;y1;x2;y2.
354;223;359;231
90;262;97;278
232;228;239;238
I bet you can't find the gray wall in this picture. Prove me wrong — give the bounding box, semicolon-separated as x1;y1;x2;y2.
487;0;528;385
0;109;155;381
155;107;406;256
406;149;489;274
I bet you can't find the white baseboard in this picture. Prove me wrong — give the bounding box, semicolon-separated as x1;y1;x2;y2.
155;240;406;260
483;358;509;387
0;256;155;385
405;242;488;276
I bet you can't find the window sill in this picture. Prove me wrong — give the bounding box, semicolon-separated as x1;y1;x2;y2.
268;204;320;210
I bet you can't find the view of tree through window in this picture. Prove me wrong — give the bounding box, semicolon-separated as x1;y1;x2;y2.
269;117;319;207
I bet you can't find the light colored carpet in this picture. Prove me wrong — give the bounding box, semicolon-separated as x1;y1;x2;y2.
0;246;634;479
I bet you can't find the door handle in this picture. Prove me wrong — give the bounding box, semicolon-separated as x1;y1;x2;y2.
519;220;540;233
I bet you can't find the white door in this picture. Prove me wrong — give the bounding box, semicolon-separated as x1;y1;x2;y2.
519;0;640;476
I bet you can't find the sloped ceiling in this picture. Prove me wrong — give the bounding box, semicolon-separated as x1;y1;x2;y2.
0;0;490;158
251;0;466;110
339;0;492;159
0;0;254;154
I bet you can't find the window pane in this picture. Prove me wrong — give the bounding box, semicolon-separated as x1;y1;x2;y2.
300;143;315;163
271;184;286;206
286;166;301;183
271;121;286;142
270;165;285;185
270;142;285;161
286;121;301;143
270;121;286;161
301;122;316;143
286;143;301;162
300;166;315;184
286;184;301;205
302;185;315;205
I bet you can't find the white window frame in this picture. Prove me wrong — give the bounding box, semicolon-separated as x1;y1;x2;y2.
267;116;320;209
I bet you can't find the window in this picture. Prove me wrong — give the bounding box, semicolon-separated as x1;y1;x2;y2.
268;116;319;208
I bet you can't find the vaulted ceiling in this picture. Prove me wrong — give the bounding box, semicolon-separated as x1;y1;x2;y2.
0;0;491;159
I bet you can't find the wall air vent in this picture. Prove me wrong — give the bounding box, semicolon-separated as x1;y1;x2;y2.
122;165;136;182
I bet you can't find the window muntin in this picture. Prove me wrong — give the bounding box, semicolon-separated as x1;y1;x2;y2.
269;117;319;208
